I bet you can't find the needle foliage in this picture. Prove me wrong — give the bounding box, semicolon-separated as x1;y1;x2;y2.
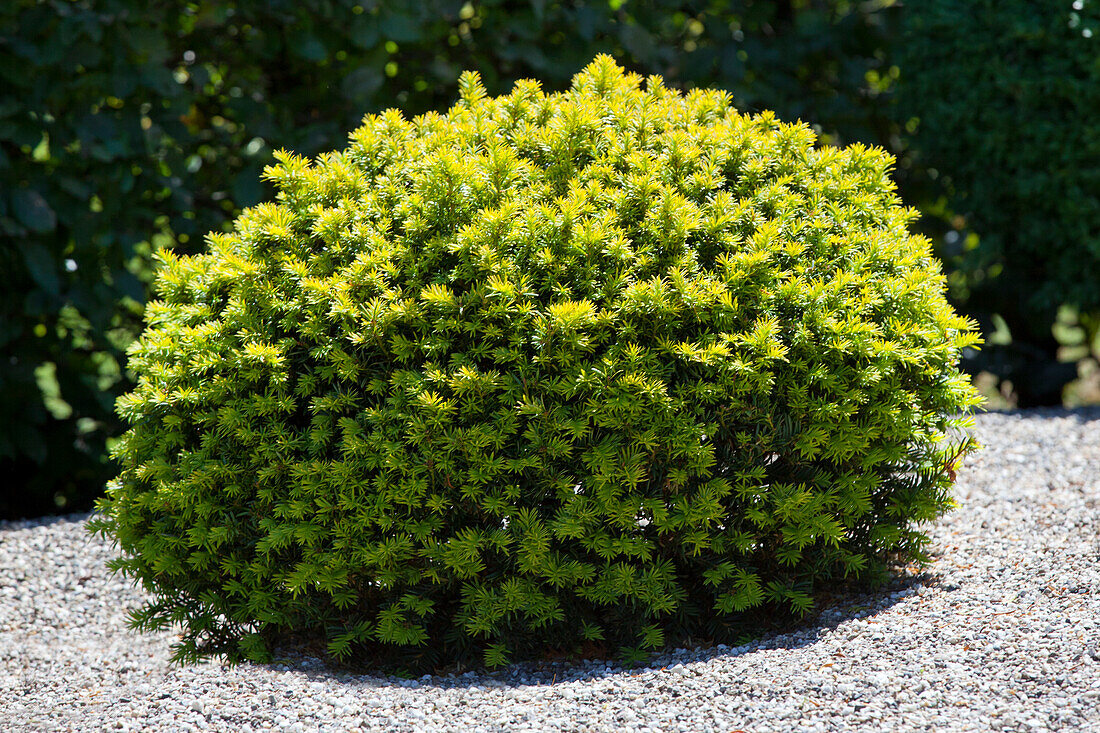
90;57;980;673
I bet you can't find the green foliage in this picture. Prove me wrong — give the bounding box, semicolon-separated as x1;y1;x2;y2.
1;1;901;517
0;0;176;516
90;58;980;672
895;0;1100;386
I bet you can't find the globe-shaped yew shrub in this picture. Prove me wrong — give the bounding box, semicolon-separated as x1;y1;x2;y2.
91;56;981;672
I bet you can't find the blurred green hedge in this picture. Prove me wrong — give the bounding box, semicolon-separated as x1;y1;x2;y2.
2;0;903;519
895;0;1100;407
9;1;1098;520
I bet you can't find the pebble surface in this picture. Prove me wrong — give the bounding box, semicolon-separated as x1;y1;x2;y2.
2;407;1098;732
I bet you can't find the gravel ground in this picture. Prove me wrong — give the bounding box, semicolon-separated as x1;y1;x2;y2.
2;407;1098;733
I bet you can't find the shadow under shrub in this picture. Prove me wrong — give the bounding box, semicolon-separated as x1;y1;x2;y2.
90;58;979;673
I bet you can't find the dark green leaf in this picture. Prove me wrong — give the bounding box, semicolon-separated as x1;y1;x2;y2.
342;67;385;103
290;31;328;62
20;242;61;296
349;15;380;49
379;13;421;43
11;190;57;234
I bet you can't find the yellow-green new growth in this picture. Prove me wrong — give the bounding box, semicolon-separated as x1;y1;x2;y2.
90;55;981;673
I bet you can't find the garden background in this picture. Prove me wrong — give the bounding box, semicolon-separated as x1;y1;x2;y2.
2;0;1098;520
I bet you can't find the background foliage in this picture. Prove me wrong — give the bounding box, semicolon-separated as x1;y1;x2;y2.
1;0;902;519
894;0;1100;408
2;0;1095;519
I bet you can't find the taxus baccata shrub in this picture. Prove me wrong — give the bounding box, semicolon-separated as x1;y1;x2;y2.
90;56;981;672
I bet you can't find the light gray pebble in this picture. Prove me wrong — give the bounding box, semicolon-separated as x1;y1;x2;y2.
1;407;1098;732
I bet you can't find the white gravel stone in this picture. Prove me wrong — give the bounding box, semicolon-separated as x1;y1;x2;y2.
1;407;1098;732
